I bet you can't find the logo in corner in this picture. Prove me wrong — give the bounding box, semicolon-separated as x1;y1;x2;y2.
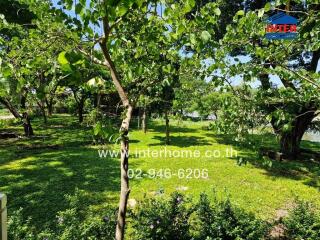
265;12;298;40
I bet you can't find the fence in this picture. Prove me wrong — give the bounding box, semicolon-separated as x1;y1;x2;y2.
0;193;7;240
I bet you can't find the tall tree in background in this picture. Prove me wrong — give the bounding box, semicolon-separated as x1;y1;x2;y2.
214;1;320;158
0;0;37;135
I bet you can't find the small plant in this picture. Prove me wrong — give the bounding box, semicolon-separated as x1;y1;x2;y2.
193;193;269;240
8;189;117;240
8;208;37;240
130;191;269;240
16;192;320;240
282;199;320;240
130;192;194;240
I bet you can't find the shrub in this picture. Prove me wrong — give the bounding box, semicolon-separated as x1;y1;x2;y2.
7;191;276;240
130;192;268;240
283;199;320;240
192;193;268;240
8;208;37;240
8;189;117;240
130;192;194;240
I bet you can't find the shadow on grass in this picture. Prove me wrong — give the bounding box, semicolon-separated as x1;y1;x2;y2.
206;132;320;190
0;115;131;231
0;147;121;230
149;135;211;147
147;121;198;134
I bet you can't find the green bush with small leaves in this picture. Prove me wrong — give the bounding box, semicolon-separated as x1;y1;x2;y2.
130;192;194;240
130;192;269;240
283;199;320;240
10;192;320;240
8;189;117;240
193;193;269;240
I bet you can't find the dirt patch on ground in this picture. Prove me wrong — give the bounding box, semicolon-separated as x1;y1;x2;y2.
268;202;295;239
269;223;286;239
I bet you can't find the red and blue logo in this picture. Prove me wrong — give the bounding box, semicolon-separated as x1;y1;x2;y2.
265;12;298;40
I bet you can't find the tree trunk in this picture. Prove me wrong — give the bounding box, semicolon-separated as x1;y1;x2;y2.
280;133;301;159
279;110;315;159
37;100;47;124
116;105;133;240
78;99;84;123
0;97;34;136
97;93;101;110
42;108;47;124
22;112;34;137
46;97;54;117
141;107;147;133
165;110;170;144
137;107;141;129
99;34;133;240
0;98;20;119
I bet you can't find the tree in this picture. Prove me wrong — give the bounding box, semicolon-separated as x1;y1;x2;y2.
214;1;320;158
33;0;221;238
0;0;38;135
0;0;78;131
58;51;103;123
55;1;167;238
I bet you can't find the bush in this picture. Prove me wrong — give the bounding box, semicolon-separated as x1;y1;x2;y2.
130;192;194;240
193;194;268;240
283;199;320;240
130;192;268;240
8;189;117;240
16;191;320;240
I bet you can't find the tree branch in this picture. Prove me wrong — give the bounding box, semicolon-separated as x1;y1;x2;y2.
279;65;320;89
78;47;109;67
273;8;309;15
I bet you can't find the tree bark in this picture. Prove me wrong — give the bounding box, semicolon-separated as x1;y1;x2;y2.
279;110;315;159
72;89;85;124
141;106;147;133
99;30;133;239
0;97;21;119
96;93;101;110
116;105;133;240
42;108;47;124
36;100;47;124
137;107;141;129
22;112;34;137
46;97;54;117
78;98;84;123
165;110;170;144
0;97;34;136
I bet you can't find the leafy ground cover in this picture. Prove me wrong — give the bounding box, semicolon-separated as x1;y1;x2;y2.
0;114;319;231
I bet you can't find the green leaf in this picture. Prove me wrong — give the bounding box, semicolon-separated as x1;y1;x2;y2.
136;0;144;7
184;0;195;12
94;122;102;136
2;67;11;78
75;3;83;15
264;2;271;12
188;0;195;8
116;4;129;17
258;9;264;18
201;31;211;43
236;10;245;16
283;124;292;132
58;52;69;65
214;8;221;16
190;33;196;45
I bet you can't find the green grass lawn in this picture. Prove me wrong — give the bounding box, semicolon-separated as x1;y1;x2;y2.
0;114;320;231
